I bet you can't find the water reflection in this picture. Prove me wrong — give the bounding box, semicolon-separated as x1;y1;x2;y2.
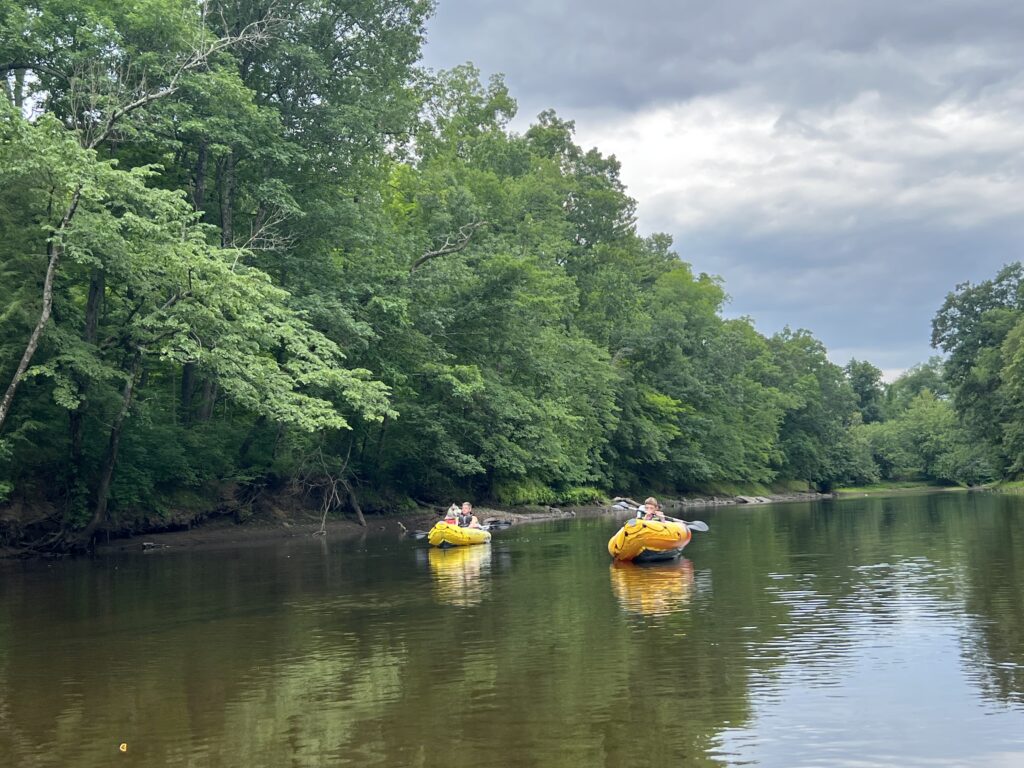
427;545;492;607
3;496;1024;767
609;558;694;617
957;495;1024;709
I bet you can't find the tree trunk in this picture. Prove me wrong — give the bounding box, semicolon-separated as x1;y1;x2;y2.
218;150;234;247
192;139;207;214
84;269;104;344
77;353;141;547
180;363;196;424
13;69;24;109
68;408;85;478
375;414;389;465
342;477;367;527
0;192;79;434
198;378;217;421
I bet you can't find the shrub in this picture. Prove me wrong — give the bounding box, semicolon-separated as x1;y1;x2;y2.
493;478;557;506
557;486;607;505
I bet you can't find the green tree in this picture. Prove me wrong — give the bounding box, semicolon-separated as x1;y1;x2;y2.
769;329;858;489
884;356;948;417
845;358;885;424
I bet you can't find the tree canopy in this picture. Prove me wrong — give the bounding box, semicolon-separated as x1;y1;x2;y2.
1;1;1003;550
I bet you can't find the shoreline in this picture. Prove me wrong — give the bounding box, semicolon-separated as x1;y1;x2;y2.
85;490;835;556
833;484;972;497
2;489;842;559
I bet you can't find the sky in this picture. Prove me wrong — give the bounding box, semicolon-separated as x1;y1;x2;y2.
419;0;1024;378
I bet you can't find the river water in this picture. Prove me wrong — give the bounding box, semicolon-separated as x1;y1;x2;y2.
2;492;1024;767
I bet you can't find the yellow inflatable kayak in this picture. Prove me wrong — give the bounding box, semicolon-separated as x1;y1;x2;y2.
427;521;492;548
607;518;692;562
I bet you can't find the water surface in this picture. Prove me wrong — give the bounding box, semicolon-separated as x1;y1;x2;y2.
2;493;1024;766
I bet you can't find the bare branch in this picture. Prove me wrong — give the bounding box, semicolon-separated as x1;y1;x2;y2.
87;4;280;149
231;203;294;269
410;221;488;273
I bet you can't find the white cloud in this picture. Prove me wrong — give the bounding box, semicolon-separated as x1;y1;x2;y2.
571;77;1024;237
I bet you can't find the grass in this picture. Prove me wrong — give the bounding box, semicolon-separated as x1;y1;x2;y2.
685;480;815;498
979;479;1024;494
833;480;963;495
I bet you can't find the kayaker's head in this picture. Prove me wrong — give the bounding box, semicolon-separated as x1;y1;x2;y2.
643;497;661;519
461;501;473;515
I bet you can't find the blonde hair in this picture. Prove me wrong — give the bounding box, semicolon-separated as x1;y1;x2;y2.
644;497;659;508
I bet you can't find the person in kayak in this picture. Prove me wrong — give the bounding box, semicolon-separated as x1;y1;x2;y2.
460;501;482;528
638;497;666;521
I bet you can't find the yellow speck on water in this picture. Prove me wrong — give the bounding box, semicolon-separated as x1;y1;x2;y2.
119;743;127;753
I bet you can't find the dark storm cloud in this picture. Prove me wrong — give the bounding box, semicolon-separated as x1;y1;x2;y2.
423;0;1024;115
687;215;1024;373
421;1;1024;372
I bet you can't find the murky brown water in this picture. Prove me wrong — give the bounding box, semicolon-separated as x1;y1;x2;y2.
2;492;1024;767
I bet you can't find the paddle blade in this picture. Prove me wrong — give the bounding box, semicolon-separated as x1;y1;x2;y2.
407;530;430;540
684;520;709;532
482;520;513;531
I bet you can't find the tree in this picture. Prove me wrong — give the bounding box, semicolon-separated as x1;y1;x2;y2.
845;358;885;424
884;356;948;417
768;329;858;489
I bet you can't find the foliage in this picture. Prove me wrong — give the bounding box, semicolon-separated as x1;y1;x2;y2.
845;359;885;424
493;479;558;507
3;1;987;547
884;356;948;417
558;486;607;505
860;392;996;486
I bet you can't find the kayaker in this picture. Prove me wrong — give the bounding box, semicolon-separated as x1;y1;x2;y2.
638;497;666;521
460;501;482;528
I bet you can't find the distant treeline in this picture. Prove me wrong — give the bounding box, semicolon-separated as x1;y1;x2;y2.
0;2;1007;549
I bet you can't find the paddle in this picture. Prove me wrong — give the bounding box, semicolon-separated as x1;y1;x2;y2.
611;501;709;532
481;520;513;532
665;516;709;532
404;519;513;540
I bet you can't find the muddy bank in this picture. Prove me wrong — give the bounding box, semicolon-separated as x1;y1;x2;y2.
663;491;833;509
89;504;583;555
3;489;830;558
91;491;831;556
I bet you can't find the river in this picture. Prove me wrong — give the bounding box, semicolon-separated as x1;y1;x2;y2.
2;492;1024;767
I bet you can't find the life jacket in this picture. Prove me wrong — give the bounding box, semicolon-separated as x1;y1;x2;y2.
459;513;472;527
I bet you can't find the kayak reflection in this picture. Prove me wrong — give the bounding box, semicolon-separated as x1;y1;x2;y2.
609;558;695;617
428;545;492;606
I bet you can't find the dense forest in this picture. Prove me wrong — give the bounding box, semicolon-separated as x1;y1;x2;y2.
0;1;1012;551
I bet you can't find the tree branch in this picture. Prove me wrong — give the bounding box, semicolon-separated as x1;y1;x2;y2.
86;4;280;149
410;221;488;273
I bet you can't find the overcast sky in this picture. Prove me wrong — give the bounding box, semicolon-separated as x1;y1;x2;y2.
420;0;1024;377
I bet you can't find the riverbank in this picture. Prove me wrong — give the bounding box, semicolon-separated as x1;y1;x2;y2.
2;487;833;558
833;481;968;497
85;489;833;556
